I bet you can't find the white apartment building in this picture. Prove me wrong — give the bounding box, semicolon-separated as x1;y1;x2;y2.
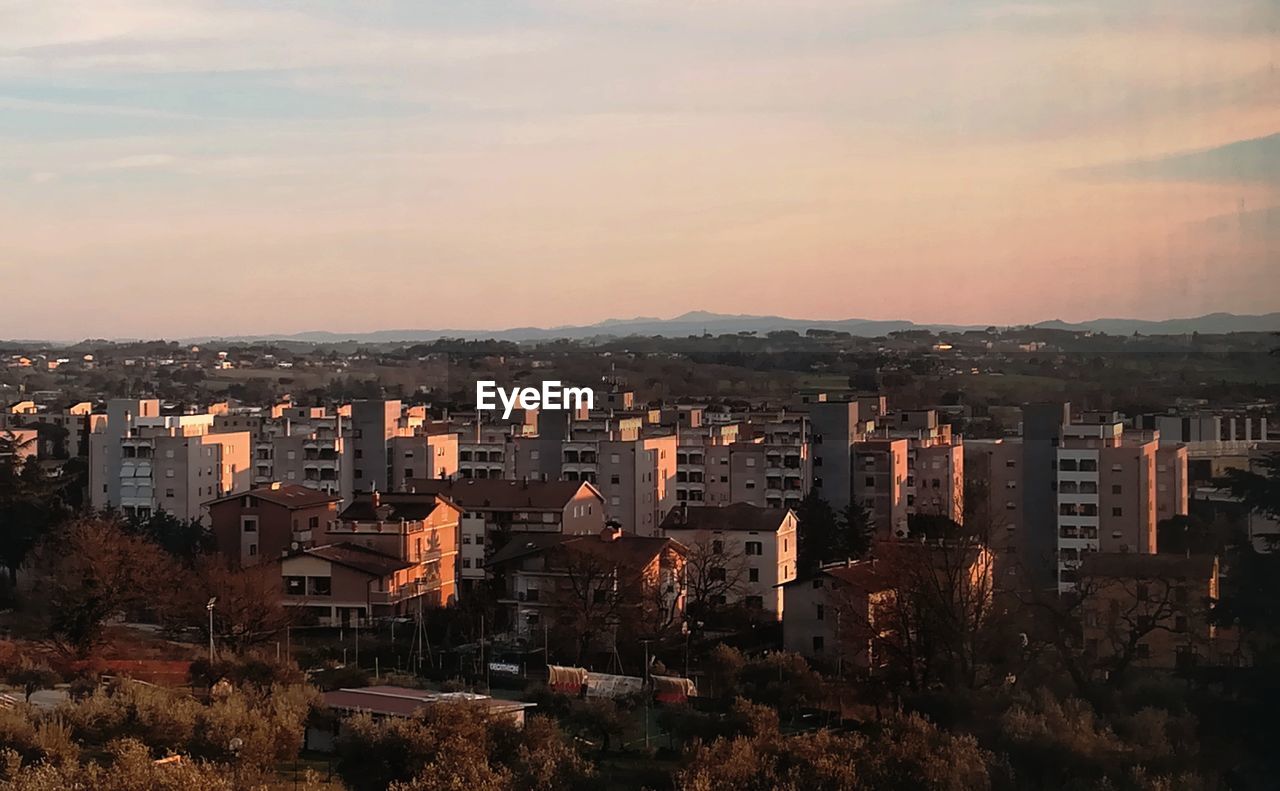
660;502;799;618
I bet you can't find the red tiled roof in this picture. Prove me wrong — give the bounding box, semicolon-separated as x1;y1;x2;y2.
297;543;412;577
206;484;340;510
404;478;601;511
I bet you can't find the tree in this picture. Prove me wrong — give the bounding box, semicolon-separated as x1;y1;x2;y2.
175;558;292;652
682;538;749;627
797;492;871;573
123;509;213;563
335;703;593;791
676;711;994;791
0;442;69;585
30;518;174;656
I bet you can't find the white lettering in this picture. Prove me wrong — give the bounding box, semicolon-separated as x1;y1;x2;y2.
475;380;594;417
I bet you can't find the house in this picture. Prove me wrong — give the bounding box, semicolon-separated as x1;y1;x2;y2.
405;478;606;593
206;483;342;567
782;541;994;673
280;543;426;626
782;561;895;668
1079;553;1222;670
659;502;798;618
485;526;686;652
326;490;463;605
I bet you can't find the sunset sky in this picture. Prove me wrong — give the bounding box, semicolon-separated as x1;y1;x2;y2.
1;0;1277;339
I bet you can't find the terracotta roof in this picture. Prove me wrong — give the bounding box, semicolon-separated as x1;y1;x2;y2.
486;531;682;570
296;543;412;577
1081;553;1217;580
404;478;601;511
660;502;792;533
338;492;456;522
205;484;340;510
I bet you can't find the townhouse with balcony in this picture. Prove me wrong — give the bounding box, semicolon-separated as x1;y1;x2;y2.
279;490;463;625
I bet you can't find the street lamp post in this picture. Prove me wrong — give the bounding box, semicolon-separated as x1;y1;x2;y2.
206;597;217;662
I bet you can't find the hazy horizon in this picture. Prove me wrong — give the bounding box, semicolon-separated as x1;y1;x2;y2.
2;1;1277;338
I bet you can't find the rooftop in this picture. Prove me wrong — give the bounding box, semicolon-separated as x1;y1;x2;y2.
206;483;341;510
297;543;413;577
660;502;792;533
404;478;600;511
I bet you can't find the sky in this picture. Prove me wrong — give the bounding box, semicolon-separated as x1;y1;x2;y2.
0;0;1277;339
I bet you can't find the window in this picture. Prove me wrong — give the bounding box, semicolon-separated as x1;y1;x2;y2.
812;635;824;652
745;541;763;556
241;517;258;534
610;475;621;485
1112;507;1123;517
284;576;305;595
248;544;258;557
815;604;824;621
865;476;875;487
462;534;472;544
307;577;332;596
745;480;756;489
1112;484;1123;495
165;488;174;498
748;568;759;582
745;595;763;609
462;558;471;568
710;567;726;582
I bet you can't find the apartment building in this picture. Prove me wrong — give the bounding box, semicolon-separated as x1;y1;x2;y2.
405;478;606;592
557;430;677;536
659;502;799;618
884;410;964;525
781;560;893;667
89;400;250;522
782;542;994;668
485;525;686;645
852;438;910;539
349;399;403;492
809;401;864;511
1055;413;1160;592
0;401;99;459
964;439;1024;584
279;490;462;624
390;433;458;490
216;407;352;500
206;483;342;567
1080;553;1222;670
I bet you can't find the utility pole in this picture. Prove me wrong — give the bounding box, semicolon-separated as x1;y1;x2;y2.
642;638;653;749
206;597;217;663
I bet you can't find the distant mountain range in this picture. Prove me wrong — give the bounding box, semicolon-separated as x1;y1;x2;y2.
184;310;1280;345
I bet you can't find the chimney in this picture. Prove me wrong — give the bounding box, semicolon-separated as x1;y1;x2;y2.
600;521;623;542
371;488;381;508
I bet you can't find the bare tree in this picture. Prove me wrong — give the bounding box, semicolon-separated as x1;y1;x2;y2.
682;537;748;627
